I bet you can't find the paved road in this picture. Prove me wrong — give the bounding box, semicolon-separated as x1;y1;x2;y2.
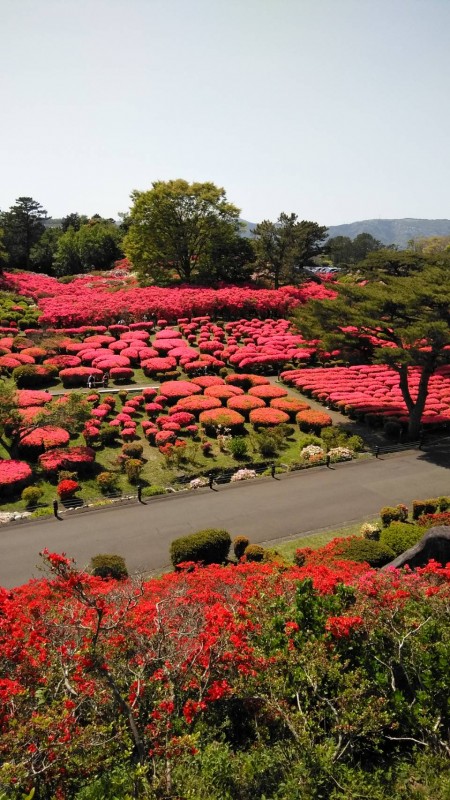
1;448;449;588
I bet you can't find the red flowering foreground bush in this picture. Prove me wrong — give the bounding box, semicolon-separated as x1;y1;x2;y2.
248;384;288;399
0;552;448;797
249;407;290;427
159;380;202;403
226;394;266;417
0;459;32;493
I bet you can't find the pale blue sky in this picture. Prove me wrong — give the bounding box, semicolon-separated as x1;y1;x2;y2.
1;0;449;225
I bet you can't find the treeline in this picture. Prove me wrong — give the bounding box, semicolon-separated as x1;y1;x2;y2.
1;182;449;286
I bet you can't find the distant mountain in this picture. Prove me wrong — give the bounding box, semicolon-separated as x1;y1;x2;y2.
326;218;450;249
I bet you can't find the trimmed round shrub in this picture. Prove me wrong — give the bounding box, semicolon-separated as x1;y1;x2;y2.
229;436;249;459
124;458;143;484
57;479;80;500
16;389;52;408
380;505;409;528
175;395;222;417
96;472;119;493
270;397;310;419
338;538;395;567
90;554;128;580
21;485;43;507
191;376;225;388
122;442;144;460
380;523;423;556
110;367;134;382
296;409;332;433
12;364;58;388
98;423;119;446
60;367;103;388
225;373;270;390
19;426;70;457
412;498;440;520
159;380;202;404
170;528;231;567
249;408;290;428
248;385;288;400
226;395;266;419
244;544;265;562
204;385;245;400
199;408;245;435
43;355;81;370
39;446;95;475
360;522;381;541
233;535;250;560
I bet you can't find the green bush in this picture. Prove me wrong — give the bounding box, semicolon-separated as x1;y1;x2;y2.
124;458;143;484
412;498;440;520
122;442;144;460
339;538;395;567
96;472;119;493
21;485;43;508
142;485;166;497
98;424;118;446
118;390;128;404
438;496;450;512
57;470;78;482
90;554;128;580
380;505;408;527
244;544;265;562
12;364;57;388
380;523;423;557
233;535;250;560
170;528;231;568
229;436;249;460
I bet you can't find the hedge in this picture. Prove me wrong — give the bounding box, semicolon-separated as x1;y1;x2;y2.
170;528;231;567
338;538;395;567
90;554;128;580
380;523;423;556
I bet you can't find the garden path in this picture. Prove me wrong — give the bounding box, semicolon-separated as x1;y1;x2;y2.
1;446;449;588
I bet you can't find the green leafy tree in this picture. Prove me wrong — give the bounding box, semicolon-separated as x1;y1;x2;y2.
326;233;383;267
292;266;450;438
252;213;327;288
0;228;8;274
198;225;255;284
0;197;48;269
123;179;241;283
357;247;427;277
29;227;62;273
61;212;89;233
55;220;122;276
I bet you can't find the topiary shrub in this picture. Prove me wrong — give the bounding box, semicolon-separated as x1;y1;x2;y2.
244;544;265;562
338;538;395;567
90;554;128;580
233;535;250;560
57;479;80;500
412;498;440;520
124;458;143;484
438;496;450;512
380;505;408;527
380;522;423;556
21;485;43;508
122;442;144;460
96;471;119;494
98;424;119;446
13;364;58;388
170;528;231;568
229;436;249;460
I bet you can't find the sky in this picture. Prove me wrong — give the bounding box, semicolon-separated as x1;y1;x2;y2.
1;0;449;226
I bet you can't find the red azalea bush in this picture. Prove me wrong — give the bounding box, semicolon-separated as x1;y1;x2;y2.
110;367;134;382
38;446;96;475
59;367;103;388
199;408;245;433
18;426;70;455
225;373;271;388
249;407;290;427
204;385;245;399
43;355;81;370
167;411;196;427
158;381;202;403
226;395;266;417
57;479;80;499
296;409;333;432
248;385;289;400
142;357;177;376
174;395;223;416
191;375;225;388
270;397;311;418
0;459;32;494
16;390;52;407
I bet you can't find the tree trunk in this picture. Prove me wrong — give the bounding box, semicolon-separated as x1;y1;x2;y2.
398;365;432;440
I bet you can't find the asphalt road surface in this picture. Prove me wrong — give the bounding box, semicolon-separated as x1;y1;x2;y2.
1;449;449;588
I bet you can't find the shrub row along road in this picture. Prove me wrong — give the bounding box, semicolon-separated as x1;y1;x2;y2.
1;448;450;588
